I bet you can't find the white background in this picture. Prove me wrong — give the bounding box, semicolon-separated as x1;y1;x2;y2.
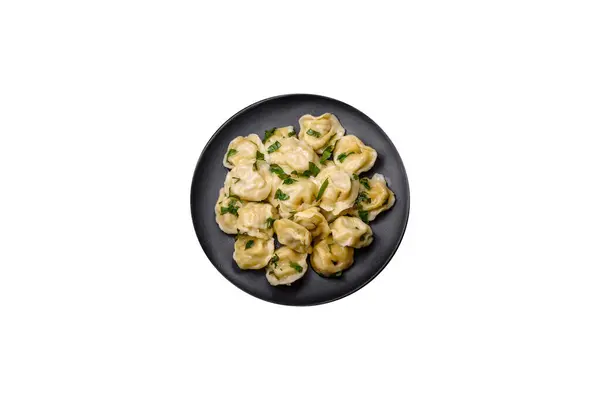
1;1;599;399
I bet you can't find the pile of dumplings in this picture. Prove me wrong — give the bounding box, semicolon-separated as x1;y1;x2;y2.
215;113;395;286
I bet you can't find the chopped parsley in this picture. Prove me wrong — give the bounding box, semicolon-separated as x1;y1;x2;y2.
282;177;297;185
290;262;303;273
220;200;239;217
316;178;329;201
358;210;369;223
352;174;359;180
306;128;321;138
270;254;279;266
267;141;281;154
266;217;276;228
301;162;320;177
337;152;355;163
263;128;276;143
355;191;371;208
334;271;343;277
256;151;264;161
288;128;296;137
319;145;334;164
245;240;255;249
306;129;321;138
226;148;238;162
360;178;371;190
275;189;289;201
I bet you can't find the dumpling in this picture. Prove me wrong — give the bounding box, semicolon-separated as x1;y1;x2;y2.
330;216;373;248
233;235;274;270
311;235;355;277
263;126;296;148
267;137;319;173
225;162;272;202
298;113;345;154
223;134;267;168
292;207;331;243
273;219;312;253
236;202;278;240
333;135;377;174
265;246;308;286
312;164;359;216
214;188;244;234
275;178;317;218
350;173;396;222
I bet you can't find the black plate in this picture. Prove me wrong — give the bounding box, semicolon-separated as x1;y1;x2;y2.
190;94;410;306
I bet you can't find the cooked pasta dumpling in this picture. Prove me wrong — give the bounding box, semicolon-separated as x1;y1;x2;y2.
214;188;244;234
266;246;308;286
312;164;359;216
225;162;272;201
223;134;266;168
267;137;319;173
333;135;377;174
350;173;395;222
273;219;312;253
292;207;331;243
236;202;278;240
311;235;355;277
330;216;373;248
275;178;317;218
233;236;275;270
298;113;346;154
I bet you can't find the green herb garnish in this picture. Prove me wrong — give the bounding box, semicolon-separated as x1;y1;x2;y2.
226;148;238;161
288;128;296;137
337;152;355;163
306;128;321;138
266;217;275;228
245;240;255;249
358;210;369;223
275;189;289;201
316;178;329;201
355;191;371;207
301;162;320;177
267;141;281;153
270;254;279;266
352;174;359;180
263;128;276;143
360;178;371;190
256;151;264;161
220;200;240;217
334;271;343;277
282;177;297;185
319;145;334;164
290;262;303;273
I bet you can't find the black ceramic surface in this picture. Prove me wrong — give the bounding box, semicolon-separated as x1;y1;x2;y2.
191;94;410;306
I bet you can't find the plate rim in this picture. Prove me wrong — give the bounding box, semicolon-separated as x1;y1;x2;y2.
190;93;411;306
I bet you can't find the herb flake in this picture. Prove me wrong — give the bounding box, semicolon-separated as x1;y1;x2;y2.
316;178;329;201
337;151;355;163
226;148;238;162
306;128;321;138
290;262;303;273
319;145;334;164
245;240;255;249
275;189;289;201
263;128;276;143
360;178;371;190
267;141;281;154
